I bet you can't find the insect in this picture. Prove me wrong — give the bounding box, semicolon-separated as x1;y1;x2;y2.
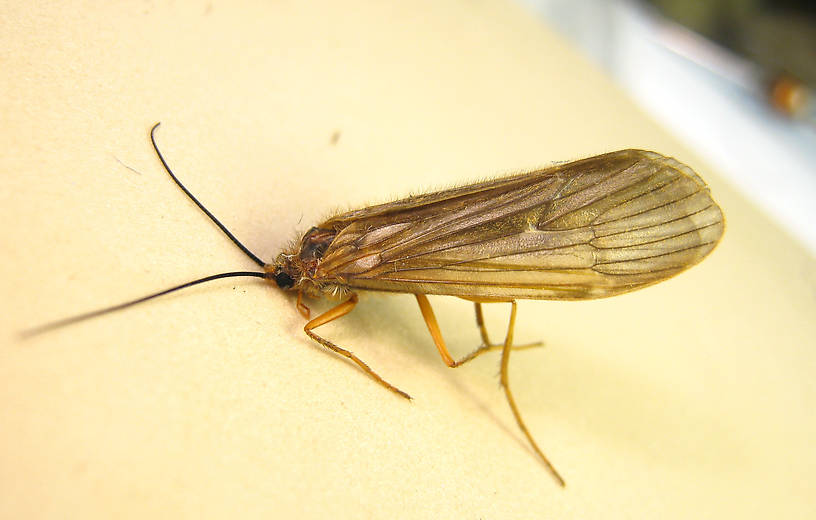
28;123;725;486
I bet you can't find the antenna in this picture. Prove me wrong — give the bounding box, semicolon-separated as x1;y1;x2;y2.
22;123;273;337
150;122;266;268
21;271;269;337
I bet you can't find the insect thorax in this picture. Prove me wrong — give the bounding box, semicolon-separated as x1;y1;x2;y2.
269;226;346;298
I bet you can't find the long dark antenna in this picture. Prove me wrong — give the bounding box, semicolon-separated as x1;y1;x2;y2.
22;123;276;338
21;271;269;338
150;122;266;268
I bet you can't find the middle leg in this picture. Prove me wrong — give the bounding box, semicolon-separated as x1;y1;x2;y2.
474;302;543;353
414;294;539;368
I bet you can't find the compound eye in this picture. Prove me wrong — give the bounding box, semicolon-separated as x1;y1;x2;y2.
274;271;295;289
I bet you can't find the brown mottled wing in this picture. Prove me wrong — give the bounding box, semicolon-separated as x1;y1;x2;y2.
315;150;724;300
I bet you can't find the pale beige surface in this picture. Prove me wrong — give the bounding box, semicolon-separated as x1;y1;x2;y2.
2;1;815;518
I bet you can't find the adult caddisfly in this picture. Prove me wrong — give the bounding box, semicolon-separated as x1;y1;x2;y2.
27;123;725;486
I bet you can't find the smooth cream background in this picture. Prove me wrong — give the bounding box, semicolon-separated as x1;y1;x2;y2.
2;1;814;518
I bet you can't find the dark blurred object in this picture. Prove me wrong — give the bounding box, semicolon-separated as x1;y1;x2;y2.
645;0;815;118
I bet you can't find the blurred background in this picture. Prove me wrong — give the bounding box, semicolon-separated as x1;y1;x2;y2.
521;0;816;256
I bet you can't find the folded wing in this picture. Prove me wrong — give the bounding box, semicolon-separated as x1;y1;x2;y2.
315;150;724;300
